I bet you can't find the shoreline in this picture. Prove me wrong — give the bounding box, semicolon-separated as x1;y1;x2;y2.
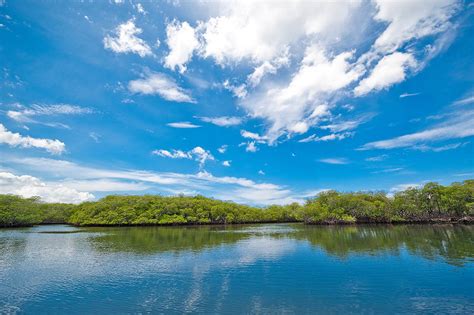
2;217;473;229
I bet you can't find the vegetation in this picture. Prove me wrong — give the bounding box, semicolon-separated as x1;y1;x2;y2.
0;180;472;227
68;195;300;226
303;180;474;224
0;195;75;227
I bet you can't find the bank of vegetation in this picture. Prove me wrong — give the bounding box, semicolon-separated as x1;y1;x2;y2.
1;180;473;227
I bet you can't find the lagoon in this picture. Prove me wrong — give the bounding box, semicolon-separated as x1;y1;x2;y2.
1;224;473;314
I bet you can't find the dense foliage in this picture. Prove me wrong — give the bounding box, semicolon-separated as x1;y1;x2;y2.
68;195;300;226
0;195;74;227
0;180;472;227
303;180;474;224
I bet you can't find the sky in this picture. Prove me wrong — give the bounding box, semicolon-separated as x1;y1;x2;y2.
0;0;473;205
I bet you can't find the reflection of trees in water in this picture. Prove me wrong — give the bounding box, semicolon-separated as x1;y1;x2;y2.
88;224;474;266
88;225;252;254
292;224;474;266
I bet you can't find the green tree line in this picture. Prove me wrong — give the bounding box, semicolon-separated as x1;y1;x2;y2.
1;180;473;227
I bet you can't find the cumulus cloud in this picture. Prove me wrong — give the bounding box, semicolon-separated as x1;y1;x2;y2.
217;145;228;154
222;160;231;167
0;123;65;154
354;52;417;96
199;0;362;65
197;116;243;127
0;172;93;203
164;20;200;73
242;47;363;142
166;122;201;128
103;19;152;57
156;0;460;142
128;72;195;103
152;146;214;168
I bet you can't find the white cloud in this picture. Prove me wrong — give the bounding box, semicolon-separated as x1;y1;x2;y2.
247;61;278;87
222;160;231;167
135;3;147;15
245;141;257;153
198;116;243;127
199;0;362;65
400;92;420;98
299;132;353;143
128;72;195;103
7;104;94;124
365;154;388;162
167;122;201;128
453;95;474;106
6;157;299;205
361;108;474;150
243;47;363;142
0;172;93;204
372;167;404;174
412;142;468;152
217;144;227;153
103;19;152;57
152;149;191;159
152;146;214;168
164;20;200;73
223;80;247;98
319;158;349;165
372;0;460;53
0;123;65;154
258;170;265;175
59;179;148;192
354;52;417;96
88;132;101;143
164;0;460;142
321;114;375;132
240;130;268;142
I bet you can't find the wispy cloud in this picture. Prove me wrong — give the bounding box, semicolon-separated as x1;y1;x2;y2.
167;122;201;128
6;104;94;129
299;132;353;143
371;167;404;174
413;142;469;152
360;108;474;150
400;92;420;98
365;154;388;162
197;116;243;127
453;95;474;106
128;72;195;103
319;158;349;165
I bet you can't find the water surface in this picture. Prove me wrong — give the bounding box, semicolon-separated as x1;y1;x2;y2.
1;224;473;314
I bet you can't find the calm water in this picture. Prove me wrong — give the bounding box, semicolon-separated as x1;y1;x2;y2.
0;224;473;314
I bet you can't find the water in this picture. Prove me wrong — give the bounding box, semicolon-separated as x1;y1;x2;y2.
0;224;473;314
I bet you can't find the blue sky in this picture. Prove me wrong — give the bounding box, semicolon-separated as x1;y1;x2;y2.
0;0;473;205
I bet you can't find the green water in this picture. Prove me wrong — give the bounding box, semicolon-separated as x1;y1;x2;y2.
1;224;473;314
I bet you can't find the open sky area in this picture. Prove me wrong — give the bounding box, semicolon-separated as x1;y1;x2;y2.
0;0;473;205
